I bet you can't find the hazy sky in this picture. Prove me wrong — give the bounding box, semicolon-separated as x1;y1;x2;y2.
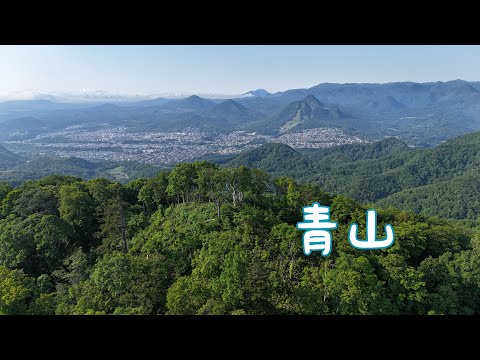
0;45;479;96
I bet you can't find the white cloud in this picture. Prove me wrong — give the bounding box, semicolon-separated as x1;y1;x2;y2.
0;89;243;103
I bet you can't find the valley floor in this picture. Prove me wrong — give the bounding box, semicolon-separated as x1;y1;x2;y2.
3;127;368;165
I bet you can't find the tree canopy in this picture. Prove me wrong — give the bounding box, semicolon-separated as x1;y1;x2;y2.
0;162;478;315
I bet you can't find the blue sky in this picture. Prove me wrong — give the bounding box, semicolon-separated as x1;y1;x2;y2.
0;45;479;96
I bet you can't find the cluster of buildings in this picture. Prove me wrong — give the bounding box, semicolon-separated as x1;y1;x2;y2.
6;127;369;165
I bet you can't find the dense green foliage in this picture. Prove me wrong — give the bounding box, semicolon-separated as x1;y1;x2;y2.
376;173;480;220
0;162;478;315
227;132;480;220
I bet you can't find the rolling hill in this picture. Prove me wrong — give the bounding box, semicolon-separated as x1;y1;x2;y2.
376;173;480;220
0;145;24;169
228;142;306;174
225;131;480;219
0;154;161;186
203;99;259;127
0;117;46;140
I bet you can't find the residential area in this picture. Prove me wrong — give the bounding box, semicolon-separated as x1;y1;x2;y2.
5;127;369;165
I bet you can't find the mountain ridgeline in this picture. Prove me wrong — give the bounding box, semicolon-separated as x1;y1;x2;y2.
226;131;480;220
205;99;257;125
0;151;161;186
3;80;480;145
246;95;354;135
161;95;216;112
0;145;24;169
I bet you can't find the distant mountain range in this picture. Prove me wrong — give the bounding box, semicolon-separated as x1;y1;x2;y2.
0;90;240;103
2;80;480;146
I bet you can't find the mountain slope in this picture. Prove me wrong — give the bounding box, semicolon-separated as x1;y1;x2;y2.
227;143;305;174
362;96;407;113
0;146;24;169
247;80;480;145
276;95;351;133
242;89;270;97
161;95;216;112
203;99;258;126
376;173;480;220
225;131;480;219
226;137;411;182
301;80;480;108
245;95;362;135
0;156;160;186
313;131;480;207
0;117;46;140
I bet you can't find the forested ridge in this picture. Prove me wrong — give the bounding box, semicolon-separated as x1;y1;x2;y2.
0;161;479;315
227;131;480;220
0;146;161;186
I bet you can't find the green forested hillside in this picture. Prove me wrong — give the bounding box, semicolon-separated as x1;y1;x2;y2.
0;155;161;186
244;95;361;135
227;138;412;182
376;173;480;220
0;145;23;170
302;136;411;162
227;132;480;220
0;162;478;315
228;142;306;173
